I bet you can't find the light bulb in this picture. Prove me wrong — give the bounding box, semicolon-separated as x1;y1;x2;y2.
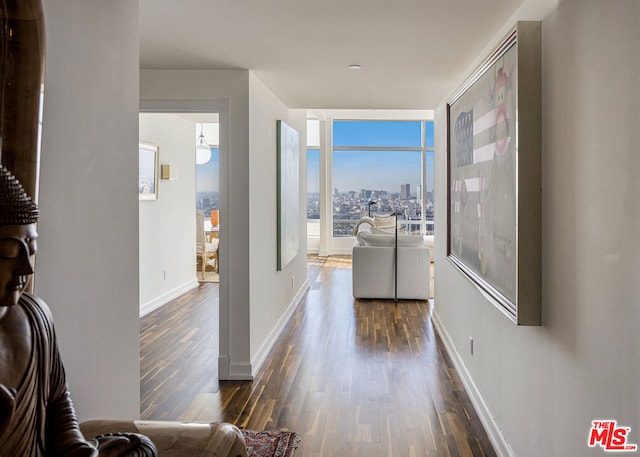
195;134;211;165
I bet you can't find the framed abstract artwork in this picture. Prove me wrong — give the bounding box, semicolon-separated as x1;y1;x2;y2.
277;120;300;271
139;142;159;201
446;22;541;325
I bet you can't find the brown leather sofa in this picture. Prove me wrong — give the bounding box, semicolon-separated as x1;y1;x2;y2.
80;420;248;457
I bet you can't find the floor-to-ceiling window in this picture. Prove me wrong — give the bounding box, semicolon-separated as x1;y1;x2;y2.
307;119;321;246
424;121;435;235
307;119;434;253
332;120;434;236
306;116;434;255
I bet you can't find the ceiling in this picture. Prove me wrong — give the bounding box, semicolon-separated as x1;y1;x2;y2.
139;0;524;110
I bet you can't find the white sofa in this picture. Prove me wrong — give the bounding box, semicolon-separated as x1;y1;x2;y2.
353;216;435;263
352;225;431;300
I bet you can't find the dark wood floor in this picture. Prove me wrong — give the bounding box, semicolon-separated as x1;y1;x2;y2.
140;256;496;457
140;278;220;420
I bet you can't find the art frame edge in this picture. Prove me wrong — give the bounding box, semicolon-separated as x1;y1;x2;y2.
139;141;159;201
276;119;300;272
445;21;542;326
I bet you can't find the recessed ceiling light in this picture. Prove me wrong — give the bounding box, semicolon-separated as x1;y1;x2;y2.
349;64;361;70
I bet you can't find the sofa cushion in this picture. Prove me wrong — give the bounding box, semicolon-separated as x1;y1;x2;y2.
371;226;395;235
355;226;369;246
357;232;424;247
355;224;371;246
374;215;396;228
356;223;372;234
352;217;375;236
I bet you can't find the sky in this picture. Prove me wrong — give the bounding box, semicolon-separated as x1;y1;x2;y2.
308;120;434;194
195;148;219;193
196;121;435;195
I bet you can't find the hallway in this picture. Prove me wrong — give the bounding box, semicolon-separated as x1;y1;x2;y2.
140;256;496;456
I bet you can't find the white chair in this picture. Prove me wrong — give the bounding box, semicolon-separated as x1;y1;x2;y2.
196;210;219;279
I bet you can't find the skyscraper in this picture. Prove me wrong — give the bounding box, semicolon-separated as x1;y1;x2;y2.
401;183;410;199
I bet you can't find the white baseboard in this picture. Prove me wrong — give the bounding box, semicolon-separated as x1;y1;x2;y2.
431;310;515;457
251;279;310;377
139;278;199;317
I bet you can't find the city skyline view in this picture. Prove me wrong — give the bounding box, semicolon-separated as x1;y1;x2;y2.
325;120;435;236
308;149;434;196
197;121;435;196
196;120;436;236
308;120;434;194
199;149;433;197
199;148;433;197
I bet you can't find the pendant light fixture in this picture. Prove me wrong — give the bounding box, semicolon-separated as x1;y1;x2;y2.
195;123;212;165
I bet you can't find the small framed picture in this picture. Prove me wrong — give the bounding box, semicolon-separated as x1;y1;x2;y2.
139;142;159;200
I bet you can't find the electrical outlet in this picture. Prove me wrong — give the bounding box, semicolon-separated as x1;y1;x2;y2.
469;336;474;356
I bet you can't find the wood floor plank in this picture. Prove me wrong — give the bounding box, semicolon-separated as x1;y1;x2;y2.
140;255;496;456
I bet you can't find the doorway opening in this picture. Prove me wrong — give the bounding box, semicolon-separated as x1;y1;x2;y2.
195;122;220;283
138;107;228;417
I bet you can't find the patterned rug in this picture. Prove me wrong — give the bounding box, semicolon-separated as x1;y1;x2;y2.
242;430;301;457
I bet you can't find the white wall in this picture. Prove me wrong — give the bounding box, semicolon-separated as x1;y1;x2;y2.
141;69;251;379
140;70;310;380
433;1;640;456
248;73;308;370
139;114;199;315
37;0;140;420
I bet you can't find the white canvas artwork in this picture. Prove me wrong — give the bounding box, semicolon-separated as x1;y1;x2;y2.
277;120;300;271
